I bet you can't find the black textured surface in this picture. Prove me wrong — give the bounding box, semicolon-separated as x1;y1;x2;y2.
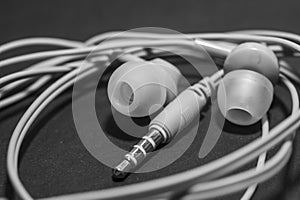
0;1;300;200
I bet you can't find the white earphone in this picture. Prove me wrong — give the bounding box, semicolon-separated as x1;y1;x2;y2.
1;29;300;200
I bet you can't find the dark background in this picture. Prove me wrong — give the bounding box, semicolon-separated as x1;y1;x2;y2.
0;0;300;200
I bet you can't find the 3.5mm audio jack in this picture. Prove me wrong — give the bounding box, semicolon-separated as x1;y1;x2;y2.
112;75;218;180
112;129;165;180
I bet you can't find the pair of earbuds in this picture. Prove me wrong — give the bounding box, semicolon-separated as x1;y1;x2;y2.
4;30;298;200
108;42;279;126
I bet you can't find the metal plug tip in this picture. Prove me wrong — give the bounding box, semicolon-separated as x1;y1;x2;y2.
112;168;129;181
112;159;132;181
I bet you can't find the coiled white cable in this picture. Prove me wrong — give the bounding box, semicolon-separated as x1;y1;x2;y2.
0;30;300;200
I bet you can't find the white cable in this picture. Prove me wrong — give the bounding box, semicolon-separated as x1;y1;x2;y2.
0;39;232;69
0;77;51;109
240;116;268;200
0;54;89;109
1;31;300;200
183;142;292;200
86;31;300;54
0;56;103;109
35;75;300;200
5;73;298;200
0;37;84;53
0;67;73;87
230;30;300;44
182;75;299;200
0;55;84;94
7;66;96;200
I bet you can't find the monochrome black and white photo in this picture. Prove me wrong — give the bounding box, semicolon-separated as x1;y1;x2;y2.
0;1;299;200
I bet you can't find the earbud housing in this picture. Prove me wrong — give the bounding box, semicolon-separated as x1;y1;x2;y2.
217;42;279;126
223;42;279;84
107;58;182;117
217;70;274;125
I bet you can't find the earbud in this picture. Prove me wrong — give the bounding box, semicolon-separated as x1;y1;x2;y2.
107;58;182;117
217;43;279;126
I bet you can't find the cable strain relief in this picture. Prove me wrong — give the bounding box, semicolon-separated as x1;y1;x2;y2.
189;77;215;101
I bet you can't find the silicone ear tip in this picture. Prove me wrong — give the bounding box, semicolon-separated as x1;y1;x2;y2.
224;42;279;84
217;70;274;126
107;60;181;117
